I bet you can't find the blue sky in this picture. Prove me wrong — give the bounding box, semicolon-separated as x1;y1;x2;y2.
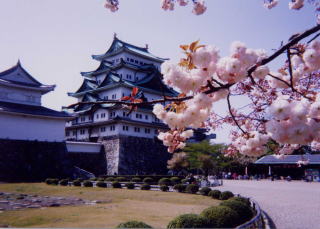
0;0;315;142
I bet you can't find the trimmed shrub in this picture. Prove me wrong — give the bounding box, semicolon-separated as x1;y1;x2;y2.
131;177;142;183
160;185;169;192
105;177;115;182
186;184;199;194
112;181;122;188
77;178;84;182
73;180;81;186
174;184;186;193
229;196;251;206
83;180;93;187
126;182;135;189
96;181;107;188
45;178;53;185
116;177;127;182
208;190;221;199
116;220;152;228
201;205;240;228
59;179;69;186
170;177;181;185
220;191;234;200
141;184;151;190
167;214;209;228
143;177;154;184
181;179;188;184
199;187;211;196
97;177;105;181
89;177;97;181
158;178;171;186
220;200;253;223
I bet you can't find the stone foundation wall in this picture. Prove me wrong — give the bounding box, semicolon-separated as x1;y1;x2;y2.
0;139;72;182
101;136;170;175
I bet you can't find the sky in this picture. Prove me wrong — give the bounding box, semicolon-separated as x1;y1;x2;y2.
0;0;316;143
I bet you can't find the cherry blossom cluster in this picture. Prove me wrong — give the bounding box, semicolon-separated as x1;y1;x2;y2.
264;0;304;10
157;129;194;153
104;0;206;15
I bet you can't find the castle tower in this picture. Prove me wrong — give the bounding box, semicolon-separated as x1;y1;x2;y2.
65;37;178;175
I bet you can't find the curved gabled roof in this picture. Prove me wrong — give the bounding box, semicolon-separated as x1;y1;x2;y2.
70;79;98;96
81;60;113;77
92;37;168;63
0;61;55;93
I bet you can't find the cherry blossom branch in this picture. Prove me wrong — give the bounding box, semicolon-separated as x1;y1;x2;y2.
287;48;294;88
227;92;247;134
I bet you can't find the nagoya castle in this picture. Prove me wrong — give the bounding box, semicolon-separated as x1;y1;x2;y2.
65;35;178;175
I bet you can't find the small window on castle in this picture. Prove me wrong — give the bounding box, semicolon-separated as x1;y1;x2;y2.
122;93;124;97
101;113;106;118
72;130;77;136
112;94;117;99
89;116;92;121
145;115;148;120
104;95;108;100
130;58;134;62
96;114;99;119
135;60;138;64
66;131;70;137
145;128;150;134
154;129;158;135
140;61;143;65
80;116;86;122
110;111;116;118
123;125;129;131
110;125;115;131
134;127;140;132
101;127;106;132
80;129;86;135
127;57;130;61
123;112;126;117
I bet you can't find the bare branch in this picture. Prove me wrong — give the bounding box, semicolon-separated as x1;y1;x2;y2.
227;92;247;134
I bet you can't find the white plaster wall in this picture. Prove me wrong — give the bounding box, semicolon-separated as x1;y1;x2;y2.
0;112;66;142
66;141;102;153
99;88;121;100
0;85;41;105
76;128;90;140
94;108;109;122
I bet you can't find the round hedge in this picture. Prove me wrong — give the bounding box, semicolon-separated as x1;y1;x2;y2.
167;214;209;228
116;177;127;182
112;181;122;188
170;177;181;184
160;185;169;192
229;196;251;206
208;190;221;199
83;180;93;187
59;179;69;186
105;177;115;182
220;200;253;223
72;180;81;186
141;184;151;190
89;177;97;181
174;184;186;193
45;178;53;185
158;178;171;186
220;191;234;200
96;181;107;188
201;205;240;228
97;177;105;181
199;187;211;196
181;179;188;184
131;177;142;182
116;220;152;228
143;177;154;184
186;184;199;194
126;182;135;189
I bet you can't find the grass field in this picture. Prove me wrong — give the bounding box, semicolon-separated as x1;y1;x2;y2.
0;183;219;228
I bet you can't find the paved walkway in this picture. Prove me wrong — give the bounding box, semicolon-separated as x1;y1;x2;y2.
215;180;320;229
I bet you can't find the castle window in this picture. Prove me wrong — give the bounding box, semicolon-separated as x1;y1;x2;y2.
104;95;108;100
122;93;124;97
127;57;130;61
112;94;117;99
101;113;106;118
80;129;86;135
110;111;116;118
130;58;134;62
101;127;106;132
88;116;92;121
122;125;129;131
140;61;143;65
135;113;142;119
154;117;160;122
135;60;138;64
145;115;148;120
145;128;150;134
66;131;70;137
134;127;140;132
123;111;126;117
154;129;158;135
80;116;86;122
96;114;99;119
110;125;115;131
72;130;77;136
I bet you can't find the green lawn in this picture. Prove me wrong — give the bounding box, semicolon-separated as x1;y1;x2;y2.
0;183;219;228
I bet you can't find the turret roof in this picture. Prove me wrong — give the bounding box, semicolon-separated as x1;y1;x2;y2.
92;37;168;63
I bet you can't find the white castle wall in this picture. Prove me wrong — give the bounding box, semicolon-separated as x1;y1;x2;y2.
0;85;41;105
66;141;102;154
0;112;66;142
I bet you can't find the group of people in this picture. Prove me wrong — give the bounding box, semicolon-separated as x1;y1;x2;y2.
185;174;221;187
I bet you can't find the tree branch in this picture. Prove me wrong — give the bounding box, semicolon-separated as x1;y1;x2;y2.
227;92;246;134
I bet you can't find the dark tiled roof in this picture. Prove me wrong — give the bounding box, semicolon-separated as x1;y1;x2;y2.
255;154;320;165
0;101;71;118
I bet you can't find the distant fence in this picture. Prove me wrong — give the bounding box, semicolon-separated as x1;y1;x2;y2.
236;198;265;229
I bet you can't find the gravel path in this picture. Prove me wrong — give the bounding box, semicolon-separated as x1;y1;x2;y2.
215;180;320;229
